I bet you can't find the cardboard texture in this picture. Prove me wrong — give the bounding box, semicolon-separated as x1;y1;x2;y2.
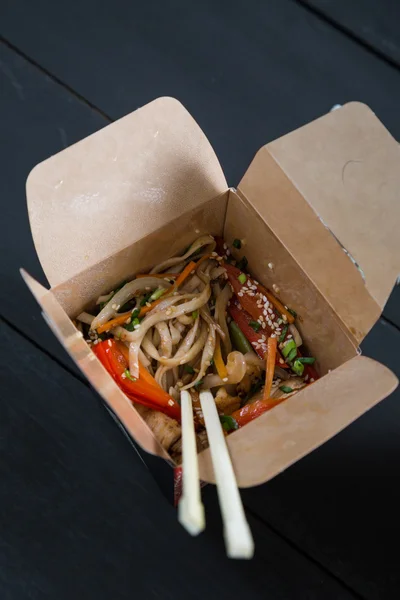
23;97;399;490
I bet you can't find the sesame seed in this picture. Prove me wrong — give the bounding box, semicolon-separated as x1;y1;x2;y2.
146;302;151;307
121;372;126;379
282;314;287;322
270;333;276;338
223;243;227;250
108;340;112;347
305;375;309;381
134;324;140;330
168;399;175;406
272;284;280;293
268;262;274;269
310;378;315;383
222;377;228;382
267;307;273;314
111;303;117;310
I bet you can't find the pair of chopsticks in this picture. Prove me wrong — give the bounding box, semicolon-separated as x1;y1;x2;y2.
178;389;254;559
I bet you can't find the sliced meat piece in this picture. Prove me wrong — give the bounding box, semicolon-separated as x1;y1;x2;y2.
215;387;241;415
135;404;181;451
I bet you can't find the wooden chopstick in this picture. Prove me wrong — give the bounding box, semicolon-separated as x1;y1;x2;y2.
199;390;254;559
178;390;205;536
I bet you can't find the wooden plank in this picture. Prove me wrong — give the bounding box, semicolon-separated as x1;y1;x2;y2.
0;319;357;600
1;0;399;326
0;41;108;374
383;285;400;330
242;317;400;600
300;0;400;67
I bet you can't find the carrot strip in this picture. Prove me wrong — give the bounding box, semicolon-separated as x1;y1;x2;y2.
194;253;212;269
98;255;208;328
214;336;228;381
97;311;132;334
139;259;198;316
173;260;197;288
139;297;163;317
263;336;277;400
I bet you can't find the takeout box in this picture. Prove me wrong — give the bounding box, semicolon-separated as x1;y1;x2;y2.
22;98;400;503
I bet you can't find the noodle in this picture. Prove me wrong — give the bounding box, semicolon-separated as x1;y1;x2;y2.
85;235;318;455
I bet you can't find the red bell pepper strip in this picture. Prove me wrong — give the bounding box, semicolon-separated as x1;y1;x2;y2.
231;396;288;427
228;300;287;367
93;340;181;421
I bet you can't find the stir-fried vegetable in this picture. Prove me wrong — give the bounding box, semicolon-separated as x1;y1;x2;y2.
93;340;181;421
81;235;319;459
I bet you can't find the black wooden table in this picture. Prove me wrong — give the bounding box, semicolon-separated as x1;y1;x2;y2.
1;2;399;598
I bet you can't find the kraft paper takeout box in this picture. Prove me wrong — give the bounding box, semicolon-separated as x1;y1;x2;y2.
22;98;400;499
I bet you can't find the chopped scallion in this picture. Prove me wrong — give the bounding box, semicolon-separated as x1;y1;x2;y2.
192;310;199;319
292;359;304;376
233;238;242;249
278;325;288;343
149;287;166;302
286;347;298;363
279;385;293;393
249;320;261;332
184;364;195;374
220;415;239;432
287;307;297;318
194;379;204;389
238;273;247;284
282;339;296;358
140;292;152;306
124;369;136;382
297;356;316;364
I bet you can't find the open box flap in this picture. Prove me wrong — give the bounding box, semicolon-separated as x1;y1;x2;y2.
238;102;400;342
198;355;398;487
20;269;170;461
26;97;227;287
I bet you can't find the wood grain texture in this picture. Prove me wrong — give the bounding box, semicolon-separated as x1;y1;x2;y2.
0;41;108;374
242;318;400;600
300;0;400;67
0;320;357;600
